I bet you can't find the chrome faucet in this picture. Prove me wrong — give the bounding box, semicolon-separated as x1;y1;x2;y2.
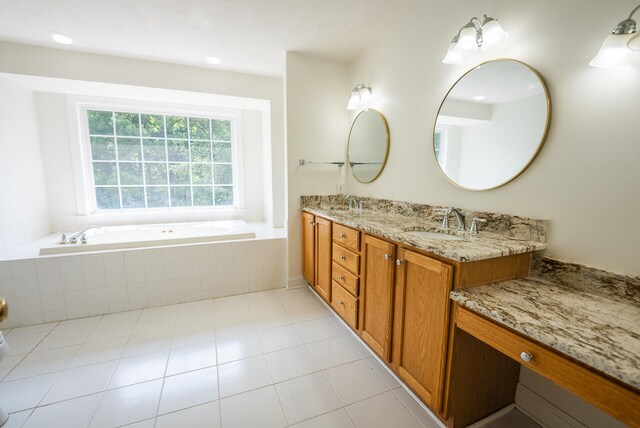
442;208;465;231
345;195;358;210
68;226;102;244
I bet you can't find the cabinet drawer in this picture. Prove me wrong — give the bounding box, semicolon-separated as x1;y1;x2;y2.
331;281;358;330
332;262;359;296
332;244;360;275
333;224;360;251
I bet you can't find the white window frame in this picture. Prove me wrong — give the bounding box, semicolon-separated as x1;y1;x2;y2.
434;126;449;170
67;95;245;218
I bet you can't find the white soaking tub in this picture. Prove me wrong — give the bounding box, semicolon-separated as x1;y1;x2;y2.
39;220;255;255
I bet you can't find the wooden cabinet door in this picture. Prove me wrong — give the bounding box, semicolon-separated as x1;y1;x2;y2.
392;248;453;410
314;217;332;302
360;234;396;362
302;211;315;286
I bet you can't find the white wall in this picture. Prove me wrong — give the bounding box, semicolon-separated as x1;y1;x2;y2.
0;77;50;250
343;0;640;424
0;41;286;230
347;0;640;276
285;52;350;284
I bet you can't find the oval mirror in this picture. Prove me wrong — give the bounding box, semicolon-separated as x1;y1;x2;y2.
348;109;390;183
434;59;551;191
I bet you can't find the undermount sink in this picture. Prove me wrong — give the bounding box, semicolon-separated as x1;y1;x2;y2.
404;230;464;241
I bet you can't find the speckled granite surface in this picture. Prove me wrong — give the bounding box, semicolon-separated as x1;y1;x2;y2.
301;195;549;243
451;270;640;390
301;196;547;262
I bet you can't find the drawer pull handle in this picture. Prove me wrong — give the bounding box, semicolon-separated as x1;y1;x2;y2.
340;255;346;260
339;275;345;280
340;233;346;238
520;352;533;362
384;254;392;260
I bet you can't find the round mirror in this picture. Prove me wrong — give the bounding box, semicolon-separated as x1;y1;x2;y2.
434;59;551;191
348;109;390;183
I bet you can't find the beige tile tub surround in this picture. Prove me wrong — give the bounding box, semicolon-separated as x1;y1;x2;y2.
0;238;285;328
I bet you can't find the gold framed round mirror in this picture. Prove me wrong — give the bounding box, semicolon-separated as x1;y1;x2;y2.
347;109;390;183
433;59;551;191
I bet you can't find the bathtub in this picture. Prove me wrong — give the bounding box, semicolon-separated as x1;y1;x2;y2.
39;220;256;255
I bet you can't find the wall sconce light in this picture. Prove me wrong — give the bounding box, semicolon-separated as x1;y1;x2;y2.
347;83;372;110
590;4;640;67
443;15;508;64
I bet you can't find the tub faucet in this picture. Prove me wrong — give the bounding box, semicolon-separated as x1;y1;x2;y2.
68;226;102;244
442;208;465;231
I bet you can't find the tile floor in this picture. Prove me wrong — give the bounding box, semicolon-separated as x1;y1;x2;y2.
0;286;443;428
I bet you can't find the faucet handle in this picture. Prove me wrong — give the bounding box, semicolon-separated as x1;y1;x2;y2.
58;233;68;244
470;218;487;234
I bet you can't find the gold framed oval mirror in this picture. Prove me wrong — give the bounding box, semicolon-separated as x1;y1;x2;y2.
433;59;551;191
348;109;390;183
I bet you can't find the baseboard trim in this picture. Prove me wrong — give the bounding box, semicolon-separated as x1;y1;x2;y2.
516;383;587;428
287;276;308;289
465;404;516;428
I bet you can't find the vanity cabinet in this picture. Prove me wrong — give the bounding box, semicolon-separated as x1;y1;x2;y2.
331;224;361;329
360;235;396;362
392;248;453;410
302;211;315;286
301;210;533;421
301;212;332;302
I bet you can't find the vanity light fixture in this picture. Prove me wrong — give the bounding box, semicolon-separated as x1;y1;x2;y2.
589;4;640;68
442;15;508;64
347;83;372;110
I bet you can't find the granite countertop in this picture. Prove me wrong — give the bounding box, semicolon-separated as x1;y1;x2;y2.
450;278;640;390
303;206;546;262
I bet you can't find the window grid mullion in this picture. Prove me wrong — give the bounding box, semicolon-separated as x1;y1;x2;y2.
187;117;194;206
111;112;124;210
164;116;172;208
138;113;148;209
210;119;216;207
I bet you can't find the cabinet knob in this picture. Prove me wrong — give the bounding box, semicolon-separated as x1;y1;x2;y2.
520;351;533;362
340;301;345;306
339;233;346;238
308;221;314;225
396;259;404;266
340;255;346;260
384;254;392;260
339;275;345;280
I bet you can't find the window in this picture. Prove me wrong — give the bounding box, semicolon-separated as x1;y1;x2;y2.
84;109;237;210
434;127;448;168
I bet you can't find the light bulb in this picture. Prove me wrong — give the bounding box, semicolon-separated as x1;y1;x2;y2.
206;56;222;65
442;36;464;64
358;86;372;102
589;33;635;67
50;32;73;45
347;90;360;110
456;25;478;54
481;18;508;51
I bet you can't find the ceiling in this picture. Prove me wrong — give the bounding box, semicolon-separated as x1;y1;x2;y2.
449;60;545;104
0;0;419;77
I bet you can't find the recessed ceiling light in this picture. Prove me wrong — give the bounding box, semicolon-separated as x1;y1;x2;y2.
206;56;222;65
473;95;486;101
50;32;73;45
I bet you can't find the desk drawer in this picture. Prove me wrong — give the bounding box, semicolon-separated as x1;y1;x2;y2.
455;305;640;427
332;244;360;275
331;281;358;330
333;224;360;252
332;262;359;296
